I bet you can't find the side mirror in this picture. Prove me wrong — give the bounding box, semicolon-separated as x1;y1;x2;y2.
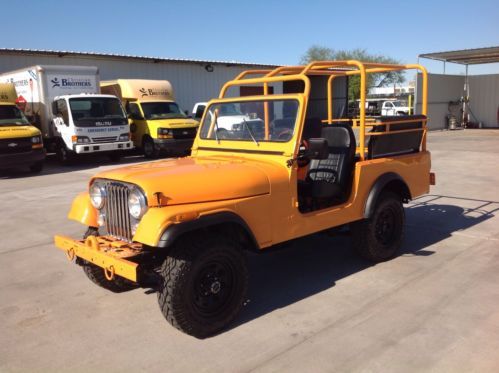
128;113;144;120
307;138;329;159
195;106;205;119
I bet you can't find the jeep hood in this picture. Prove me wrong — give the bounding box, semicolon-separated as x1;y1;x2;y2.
94;157;271;206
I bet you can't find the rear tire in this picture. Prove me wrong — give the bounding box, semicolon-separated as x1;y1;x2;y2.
157;234;248;338
351;191;405;262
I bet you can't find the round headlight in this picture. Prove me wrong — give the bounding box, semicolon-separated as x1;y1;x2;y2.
128;188;147;219
89;182;106;209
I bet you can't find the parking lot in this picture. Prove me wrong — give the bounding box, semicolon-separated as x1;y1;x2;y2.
1;129;499;372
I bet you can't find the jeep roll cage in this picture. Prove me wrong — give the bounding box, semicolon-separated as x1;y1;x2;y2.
217;60;428;161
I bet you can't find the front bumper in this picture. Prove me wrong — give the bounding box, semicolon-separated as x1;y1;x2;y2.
54;235;140;282
154;138;194;153
74;141;133;154
0;148;46;169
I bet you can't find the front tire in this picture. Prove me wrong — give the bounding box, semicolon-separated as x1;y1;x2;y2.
59;145;75;165
157;235;248;338
143;137;160;159
351;191;405;262
81;227;137;292
82;263;137;293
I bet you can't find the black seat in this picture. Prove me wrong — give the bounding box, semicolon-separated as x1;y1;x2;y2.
368;115;426;159
305;124;356;201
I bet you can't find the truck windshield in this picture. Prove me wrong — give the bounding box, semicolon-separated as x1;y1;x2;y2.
69;97;127;127
199;99;299;143
140;102;187;120
392;101;407;107
0;105;30;126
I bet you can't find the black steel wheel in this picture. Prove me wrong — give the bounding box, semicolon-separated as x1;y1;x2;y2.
351;191;405;262
157;234;248;338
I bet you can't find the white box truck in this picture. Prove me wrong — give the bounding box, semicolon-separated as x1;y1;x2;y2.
0;65;133;163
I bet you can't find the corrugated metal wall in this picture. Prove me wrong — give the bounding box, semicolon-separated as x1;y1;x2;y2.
415;73;465;130
416;72;499;129
468;74;499;127
0;53;269;113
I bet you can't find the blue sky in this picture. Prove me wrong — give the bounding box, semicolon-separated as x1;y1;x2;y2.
3;0;498;75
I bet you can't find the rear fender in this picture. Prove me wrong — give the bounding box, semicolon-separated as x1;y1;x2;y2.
363;172;411;218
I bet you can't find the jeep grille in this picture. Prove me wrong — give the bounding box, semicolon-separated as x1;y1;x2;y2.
103;182;133;242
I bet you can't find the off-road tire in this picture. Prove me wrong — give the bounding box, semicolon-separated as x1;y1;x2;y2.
29;161;43;173
82;263;137;293
143;137;160;159
157;234;248;338
351;191;405;262
81;227;137;292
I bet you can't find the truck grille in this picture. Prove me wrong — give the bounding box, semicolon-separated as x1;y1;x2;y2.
92;136;117;143
172;127;197;139
0;137;32;155
104;182;133;242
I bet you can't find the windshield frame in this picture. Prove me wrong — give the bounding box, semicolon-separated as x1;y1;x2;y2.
194;94;305;155
139;101;187;120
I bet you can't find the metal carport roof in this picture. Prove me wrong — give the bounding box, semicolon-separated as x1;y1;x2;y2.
419;46;499;65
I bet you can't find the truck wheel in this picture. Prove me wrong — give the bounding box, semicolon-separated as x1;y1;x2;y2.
29;161;43;173
157;235;248;338
143;137;159;159
351;191;405;262
81;227;137;292
59;145;75;165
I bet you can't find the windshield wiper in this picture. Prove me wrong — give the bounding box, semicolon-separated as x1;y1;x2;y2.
242;118;259;145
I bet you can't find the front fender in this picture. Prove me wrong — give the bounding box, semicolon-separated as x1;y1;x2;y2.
68;192;98;227
132;205;254;248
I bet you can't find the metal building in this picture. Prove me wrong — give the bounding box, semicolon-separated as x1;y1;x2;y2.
416;46;499;129
0;48;277;113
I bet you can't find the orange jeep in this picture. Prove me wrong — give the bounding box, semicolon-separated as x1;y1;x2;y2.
54;61;433;338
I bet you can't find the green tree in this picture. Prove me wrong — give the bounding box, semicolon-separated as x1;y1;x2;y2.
300;46;405;101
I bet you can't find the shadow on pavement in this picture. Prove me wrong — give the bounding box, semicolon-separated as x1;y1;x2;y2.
232;194;498;331
0;151;158;179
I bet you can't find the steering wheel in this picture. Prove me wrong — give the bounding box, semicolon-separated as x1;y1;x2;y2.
277;129;293;141
216;128;231;139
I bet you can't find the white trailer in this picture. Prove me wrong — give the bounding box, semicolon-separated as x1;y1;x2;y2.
0;65;133;163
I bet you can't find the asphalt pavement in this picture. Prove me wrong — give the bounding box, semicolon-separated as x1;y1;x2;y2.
1;130;499;372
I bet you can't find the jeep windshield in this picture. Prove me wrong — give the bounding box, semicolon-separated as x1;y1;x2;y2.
141;102;187;120
0;105;31;126
199;99;299;142
69;97;127;127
